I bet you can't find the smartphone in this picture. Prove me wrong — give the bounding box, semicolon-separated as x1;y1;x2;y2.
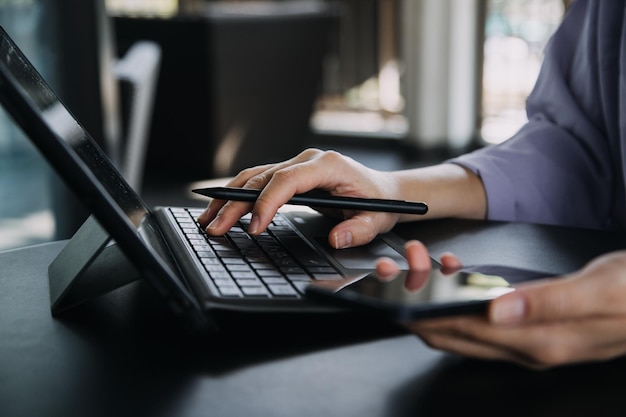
305;265;548;320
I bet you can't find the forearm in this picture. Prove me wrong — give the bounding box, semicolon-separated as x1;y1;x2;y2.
391;163;487;222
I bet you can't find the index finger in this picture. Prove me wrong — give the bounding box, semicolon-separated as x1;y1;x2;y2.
247;152;349;234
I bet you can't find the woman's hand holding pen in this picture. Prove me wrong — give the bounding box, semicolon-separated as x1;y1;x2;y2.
197;148;487;248
197;148;405;248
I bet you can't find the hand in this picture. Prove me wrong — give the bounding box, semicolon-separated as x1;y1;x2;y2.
196;149;487;247
197;148;404;248
393;244;626;369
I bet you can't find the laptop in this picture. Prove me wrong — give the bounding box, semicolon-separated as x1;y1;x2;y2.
0;26;408;332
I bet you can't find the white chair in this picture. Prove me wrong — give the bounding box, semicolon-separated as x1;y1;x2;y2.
113;41;161;193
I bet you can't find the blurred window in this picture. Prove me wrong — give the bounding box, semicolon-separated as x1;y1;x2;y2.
106;0;180;17
311;0;408;139
481;0;567;144
0;1;57;251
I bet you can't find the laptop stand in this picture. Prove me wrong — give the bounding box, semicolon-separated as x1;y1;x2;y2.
48;215;141;314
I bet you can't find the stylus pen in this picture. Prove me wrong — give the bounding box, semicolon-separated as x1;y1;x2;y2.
192;187;428;215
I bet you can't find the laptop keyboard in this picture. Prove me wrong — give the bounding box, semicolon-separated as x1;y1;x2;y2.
169;208;342;299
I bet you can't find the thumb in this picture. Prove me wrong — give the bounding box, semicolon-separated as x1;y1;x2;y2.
489;278;568;325
328;213;396;249
490;251;626;325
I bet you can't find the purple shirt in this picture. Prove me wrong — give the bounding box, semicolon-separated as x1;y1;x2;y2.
451;0;626;230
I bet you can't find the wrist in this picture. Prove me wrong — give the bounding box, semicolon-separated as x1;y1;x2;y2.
392;163;487;221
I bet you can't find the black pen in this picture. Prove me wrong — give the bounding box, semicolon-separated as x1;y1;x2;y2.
192;187;428;215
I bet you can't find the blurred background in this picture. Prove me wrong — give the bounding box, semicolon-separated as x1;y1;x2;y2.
0;0;569;251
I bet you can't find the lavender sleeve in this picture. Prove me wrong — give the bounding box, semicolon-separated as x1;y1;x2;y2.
450;0;626;230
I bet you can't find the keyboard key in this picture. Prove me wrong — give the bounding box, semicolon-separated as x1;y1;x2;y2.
261;277;288;285
211;244;234;251
210;271;231;279
246;255;272;263
208;237;229;245
268;284;298;297
218;286;242;297
204;265;228;273
307;266;338;274
312;274;343;281
280;266;306;274
231;271;257;280
201;258;221;265
226;264;253;272
256;269;282;277
236;278;263;286
222;258;245;264
213;278;236;287
292;281;310;294
286;274;311;281
241;286;270;297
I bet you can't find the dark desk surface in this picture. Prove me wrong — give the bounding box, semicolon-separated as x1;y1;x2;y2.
2;219;626;417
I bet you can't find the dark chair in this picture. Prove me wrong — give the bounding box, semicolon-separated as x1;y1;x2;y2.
114;1;336;181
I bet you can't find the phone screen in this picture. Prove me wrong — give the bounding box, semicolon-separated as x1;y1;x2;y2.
305;265;547;320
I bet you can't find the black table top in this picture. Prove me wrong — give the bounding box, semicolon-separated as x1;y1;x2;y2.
2;219;626;417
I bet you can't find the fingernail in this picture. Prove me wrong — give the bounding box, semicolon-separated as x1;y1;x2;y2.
333;231;353;249
206;215;222;234
248;214;260;235
491;295;526;324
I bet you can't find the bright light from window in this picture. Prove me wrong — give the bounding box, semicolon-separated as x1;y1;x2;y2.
481;0;565;144
106;0;179;18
